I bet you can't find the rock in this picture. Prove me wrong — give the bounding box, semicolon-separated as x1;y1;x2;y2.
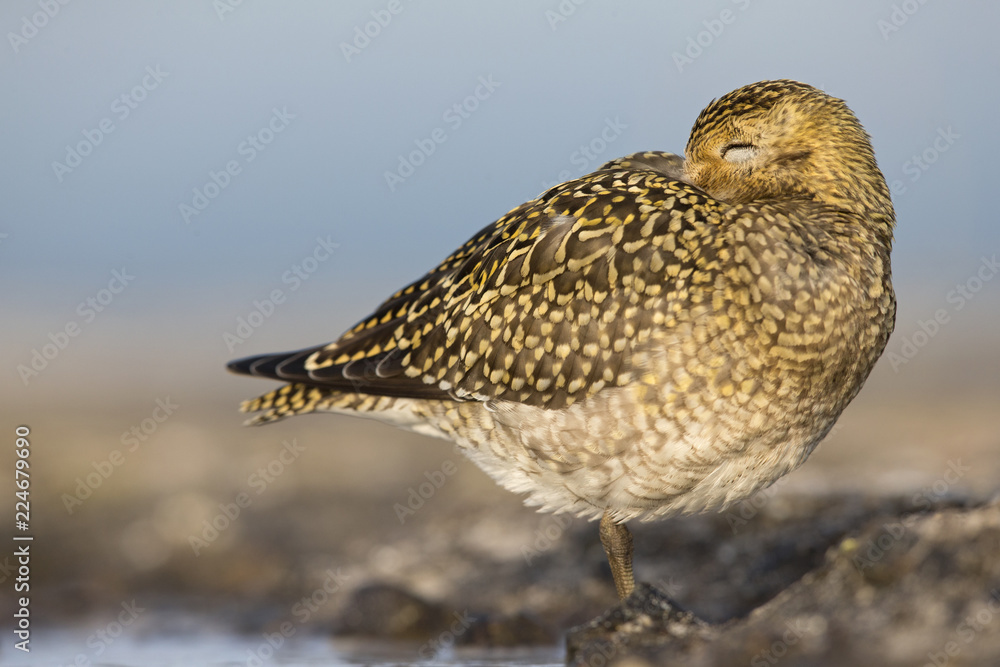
566;583;716;665
460;610;554;647
331;583;449;639
567;497;1000;666
330;581;555;650
703;497;1000;667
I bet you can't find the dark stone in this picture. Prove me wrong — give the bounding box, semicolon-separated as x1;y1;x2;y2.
331;583;449;640
566;582;716;665
331;582;555;649
460;610;554;647
566;497;1000;666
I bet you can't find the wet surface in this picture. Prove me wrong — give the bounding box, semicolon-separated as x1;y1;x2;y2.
1;632;563;667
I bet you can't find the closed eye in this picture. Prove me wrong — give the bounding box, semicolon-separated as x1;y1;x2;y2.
721;143;758;163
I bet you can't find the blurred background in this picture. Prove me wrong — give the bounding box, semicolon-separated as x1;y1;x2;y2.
2;0;999;663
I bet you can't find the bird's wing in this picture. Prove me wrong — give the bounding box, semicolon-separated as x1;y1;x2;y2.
229;151;726;409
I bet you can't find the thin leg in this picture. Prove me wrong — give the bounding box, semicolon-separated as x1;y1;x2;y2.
599;511;635;599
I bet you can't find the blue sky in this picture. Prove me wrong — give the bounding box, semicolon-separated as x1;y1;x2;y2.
2;0;998;408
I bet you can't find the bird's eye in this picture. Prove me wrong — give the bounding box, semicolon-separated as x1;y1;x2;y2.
721;143;758;163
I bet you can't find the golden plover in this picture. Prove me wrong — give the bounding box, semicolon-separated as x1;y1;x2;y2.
228;80;895;599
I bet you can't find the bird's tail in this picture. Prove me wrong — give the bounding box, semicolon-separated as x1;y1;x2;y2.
238;382;331;425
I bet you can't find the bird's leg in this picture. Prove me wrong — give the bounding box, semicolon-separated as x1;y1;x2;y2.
599;511;635;600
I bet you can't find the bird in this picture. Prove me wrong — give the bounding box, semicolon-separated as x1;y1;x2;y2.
227;80;895;601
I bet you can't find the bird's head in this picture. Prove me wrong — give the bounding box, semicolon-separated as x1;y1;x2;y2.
683;80;894;224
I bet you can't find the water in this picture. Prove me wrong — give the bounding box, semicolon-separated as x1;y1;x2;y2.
0;632;564;667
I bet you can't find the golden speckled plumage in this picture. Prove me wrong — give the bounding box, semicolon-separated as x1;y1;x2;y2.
228;80;895;597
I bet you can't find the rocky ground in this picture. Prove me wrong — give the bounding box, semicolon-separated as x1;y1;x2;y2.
24;479;1000;665
567;495;1000;666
